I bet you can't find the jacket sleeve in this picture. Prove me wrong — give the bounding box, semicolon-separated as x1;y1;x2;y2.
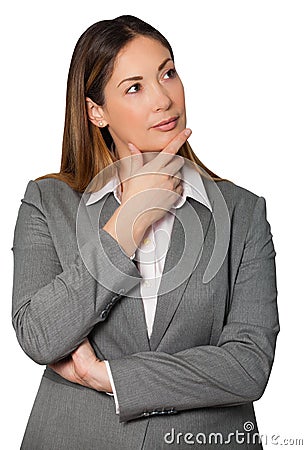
107;196;280;423
11;180;142;365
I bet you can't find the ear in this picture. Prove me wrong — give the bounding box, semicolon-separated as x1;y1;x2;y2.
85;97;108;127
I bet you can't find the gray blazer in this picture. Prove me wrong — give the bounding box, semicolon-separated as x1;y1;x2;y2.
11;175;279;449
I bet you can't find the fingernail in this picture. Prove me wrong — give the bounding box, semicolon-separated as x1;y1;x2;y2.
184;129;192;136
128;143;135;152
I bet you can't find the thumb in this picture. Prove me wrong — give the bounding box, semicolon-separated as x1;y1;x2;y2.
128;142;143;173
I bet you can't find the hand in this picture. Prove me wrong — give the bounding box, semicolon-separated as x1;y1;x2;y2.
102;128;192;257
119;128;192;227
48;338;112;393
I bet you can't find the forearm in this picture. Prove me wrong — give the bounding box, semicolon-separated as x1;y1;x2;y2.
12;229;142;365
108;324;278;422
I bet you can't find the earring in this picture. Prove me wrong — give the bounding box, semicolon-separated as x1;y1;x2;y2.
98;121;103;127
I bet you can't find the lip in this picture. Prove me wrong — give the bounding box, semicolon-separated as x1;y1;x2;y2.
152;116;179;131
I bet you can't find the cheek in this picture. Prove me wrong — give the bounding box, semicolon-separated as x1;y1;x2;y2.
173;82;185;108
108;101;144;132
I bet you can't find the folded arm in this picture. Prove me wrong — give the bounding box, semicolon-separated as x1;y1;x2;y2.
106;196;280;422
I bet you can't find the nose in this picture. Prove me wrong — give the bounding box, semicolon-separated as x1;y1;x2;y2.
151;83;172;112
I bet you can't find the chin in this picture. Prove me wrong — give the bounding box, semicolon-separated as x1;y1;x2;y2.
144;129;186;152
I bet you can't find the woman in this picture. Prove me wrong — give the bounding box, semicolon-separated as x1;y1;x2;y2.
12;15;279;449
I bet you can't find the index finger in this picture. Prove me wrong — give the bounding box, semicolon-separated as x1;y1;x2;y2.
151;128;191;169
162;128;192;155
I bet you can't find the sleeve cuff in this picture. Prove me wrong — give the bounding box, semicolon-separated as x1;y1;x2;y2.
104;360;120;414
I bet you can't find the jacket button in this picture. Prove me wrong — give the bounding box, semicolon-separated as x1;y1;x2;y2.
110;295;119;305
100;303;112;320
100;310;108;320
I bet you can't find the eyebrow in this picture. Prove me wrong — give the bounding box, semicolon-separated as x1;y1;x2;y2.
117;57;173;88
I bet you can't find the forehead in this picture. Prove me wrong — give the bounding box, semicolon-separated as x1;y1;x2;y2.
112;36;171;78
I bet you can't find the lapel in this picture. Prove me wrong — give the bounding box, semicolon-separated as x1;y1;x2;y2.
149;198;214;351
87;179;215;353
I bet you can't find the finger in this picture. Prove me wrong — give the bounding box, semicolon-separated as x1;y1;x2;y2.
162;128;192;155
153;128;191;170
162;156;185;178
175;182;183;193
73;338;95;359
118;142;144;176
128;143;144;171
172;170;182;187
127;143;139;153
71;337;88;353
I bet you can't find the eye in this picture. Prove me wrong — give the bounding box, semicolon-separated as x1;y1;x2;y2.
126;83;142;94
163;68;177;80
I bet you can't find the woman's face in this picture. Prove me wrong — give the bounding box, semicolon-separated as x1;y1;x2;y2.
92;35;186;158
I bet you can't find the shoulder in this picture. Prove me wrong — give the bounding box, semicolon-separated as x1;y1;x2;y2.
203;177;263;210
21;177;82;213
201;177;270;232
216;179;261;203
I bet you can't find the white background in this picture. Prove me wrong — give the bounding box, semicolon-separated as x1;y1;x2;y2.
1;1;306;448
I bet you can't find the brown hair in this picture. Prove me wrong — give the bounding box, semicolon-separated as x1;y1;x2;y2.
35;15;228;192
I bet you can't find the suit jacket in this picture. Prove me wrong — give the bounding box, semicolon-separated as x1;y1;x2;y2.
11;175;279;450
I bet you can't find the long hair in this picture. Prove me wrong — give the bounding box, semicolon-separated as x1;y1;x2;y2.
35;15;228;192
